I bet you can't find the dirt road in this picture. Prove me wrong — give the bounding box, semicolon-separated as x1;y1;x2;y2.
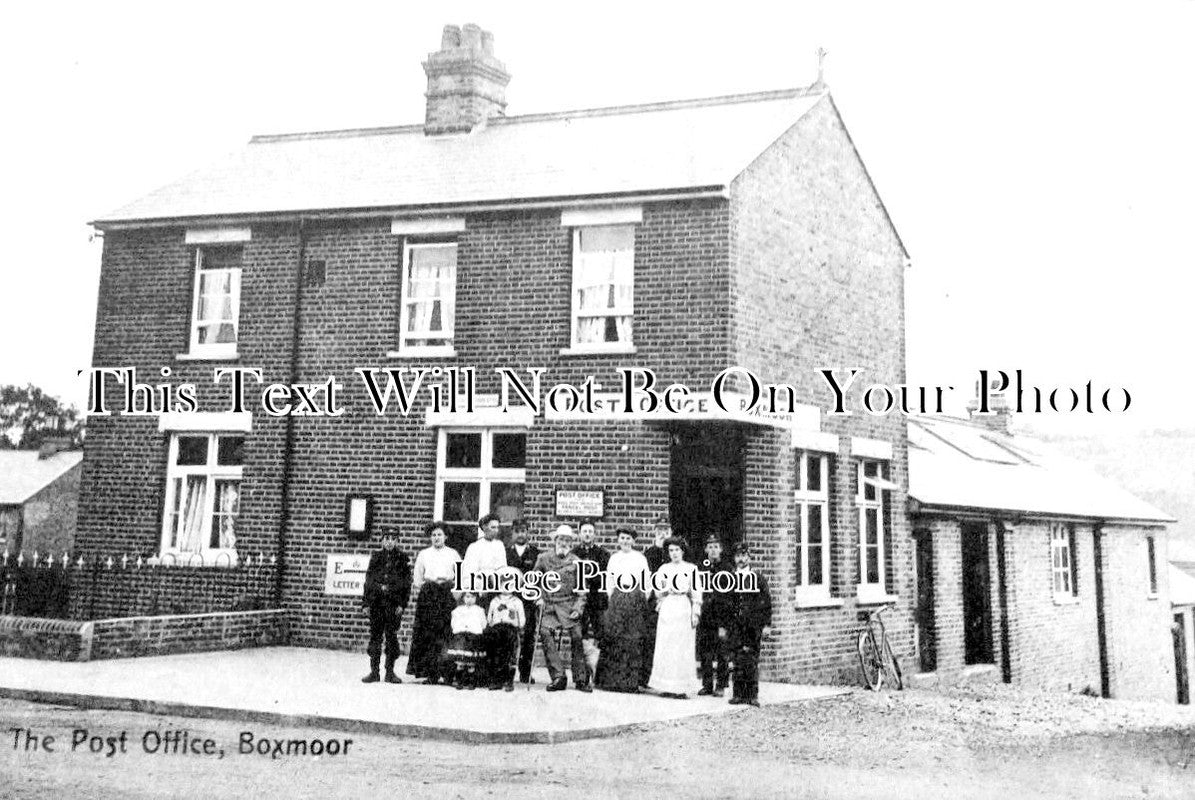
2;686;1192;799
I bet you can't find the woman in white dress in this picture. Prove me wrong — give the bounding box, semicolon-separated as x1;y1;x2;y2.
648;537;702;698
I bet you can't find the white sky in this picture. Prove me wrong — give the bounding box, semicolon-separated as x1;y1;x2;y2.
1;0;1192;436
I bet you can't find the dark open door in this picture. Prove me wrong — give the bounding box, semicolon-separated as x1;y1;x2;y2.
669;424;745;558
914;530;937;672
1174;614;1190;705
962;522;994;665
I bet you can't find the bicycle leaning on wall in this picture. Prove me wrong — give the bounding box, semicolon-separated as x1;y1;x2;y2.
856;603;903;691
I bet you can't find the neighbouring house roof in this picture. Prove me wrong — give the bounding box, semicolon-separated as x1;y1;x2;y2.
1171;562;1195;607
0;450;84;505
93;88;827;227
908;416;1174;525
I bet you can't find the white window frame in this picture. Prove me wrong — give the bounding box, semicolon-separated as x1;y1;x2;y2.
1050;522;1077;602
160;432;243;566
397;240;458;357
856;459;889;601
795;451;832;604
563;224;636;355
434;427;527;536
187;246;242;359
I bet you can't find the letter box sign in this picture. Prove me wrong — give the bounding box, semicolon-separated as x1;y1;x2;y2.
324;553;369;596
555;489;604;519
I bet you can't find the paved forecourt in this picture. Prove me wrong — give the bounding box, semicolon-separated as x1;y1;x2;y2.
0;647;846;743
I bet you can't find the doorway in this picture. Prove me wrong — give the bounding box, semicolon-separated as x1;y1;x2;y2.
914;530;937;672
668;424;745;558
1174;613;1190;705
961;521;994;665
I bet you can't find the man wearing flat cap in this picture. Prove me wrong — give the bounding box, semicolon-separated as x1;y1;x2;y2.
533;524;590;692
697;534;734;696
362;528;411;684
722;544;772;706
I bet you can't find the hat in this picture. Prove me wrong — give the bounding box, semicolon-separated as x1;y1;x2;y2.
653;515;670;527
552;524;576;541
704;534;723;546
380;529;399;540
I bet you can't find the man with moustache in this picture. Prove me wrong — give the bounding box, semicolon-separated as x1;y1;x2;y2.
505;519;541;684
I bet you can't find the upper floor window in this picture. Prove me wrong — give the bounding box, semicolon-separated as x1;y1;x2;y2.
190;246;242;357
795;451;831;601
161;433;243;564
1050;523;1078;600
570;225;634;351
856;459;889;598
399;241;457;355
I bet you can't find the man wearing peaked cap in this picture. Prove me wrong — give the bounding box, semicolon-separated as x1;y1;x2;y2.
361;529;411;684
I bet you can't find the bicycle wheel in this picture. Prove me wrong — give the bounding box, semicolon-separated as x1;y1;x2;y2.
856;629;883;691
881;636;904;690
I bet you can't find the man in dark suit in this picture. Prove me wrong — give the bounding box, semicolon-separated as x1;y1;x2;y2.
505;519;540;684
721;544;773;706
361;529;411;684
697;534;734;696
640;514;671;688
572;518;610;643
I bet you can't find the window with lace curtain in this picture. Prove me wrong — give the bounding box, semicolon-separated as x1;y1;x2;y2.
399;241;457;355
569;225;634;351
189;246;242;358
160;433;243;564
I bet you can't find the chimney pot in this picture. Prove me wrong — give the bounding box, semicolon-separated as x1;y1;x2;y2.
462;23;482;51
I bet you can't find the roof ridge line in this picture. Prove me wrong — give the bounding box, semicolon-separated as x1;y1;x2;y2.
249;85;824;144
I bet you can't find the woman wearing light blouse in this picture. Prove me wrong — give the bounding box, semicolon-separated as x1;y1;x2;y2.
595;528;651;692
647;537;703;698
406;522;462;684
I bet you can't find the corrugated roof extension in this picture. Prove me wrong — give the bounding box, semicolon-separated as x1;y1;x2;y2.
93;88;827;228
908;416;1173;525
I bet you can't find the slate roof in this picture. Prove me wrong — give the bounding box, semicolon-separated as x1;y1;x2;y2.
94;88;826;226
908;416;1173;524
0;450;83;506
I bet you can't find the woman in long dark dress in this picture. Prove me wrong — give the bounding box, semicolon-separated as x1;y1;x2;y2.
596;528;651;692
406;522;461;684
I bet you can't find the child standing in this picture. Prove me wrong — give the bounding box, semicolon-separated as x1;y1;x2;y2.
446;591;487;690
484;566;526;691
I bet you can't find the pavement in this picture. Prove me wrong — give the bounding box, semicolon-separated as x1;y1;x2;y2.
0;647;847;743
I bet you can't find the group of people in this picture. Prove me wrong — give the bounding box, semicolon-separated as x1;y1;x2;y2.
360;514;773;705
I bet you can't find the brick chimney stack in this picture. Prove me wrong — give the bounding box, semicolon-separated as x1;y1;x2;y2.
423;23;511;135
966;379;1013;435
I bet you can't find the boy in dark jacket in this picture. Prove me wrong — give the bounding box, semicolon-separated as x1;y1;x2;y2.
362;529;411;684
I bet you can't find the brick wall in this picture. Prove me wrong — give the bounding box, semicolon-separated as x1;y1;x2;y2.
1102;525;1174;701
730;95;911;681
88;609;288;660
913;515;1175;700
1004;522;1101;693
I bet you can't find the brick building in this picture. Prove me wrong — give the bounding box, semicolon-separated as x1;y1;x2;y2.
907;413;1176;701
80;23;910;682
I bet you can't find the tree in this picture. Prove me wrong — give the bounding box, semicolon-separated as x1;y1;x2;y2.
0;385;83;450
